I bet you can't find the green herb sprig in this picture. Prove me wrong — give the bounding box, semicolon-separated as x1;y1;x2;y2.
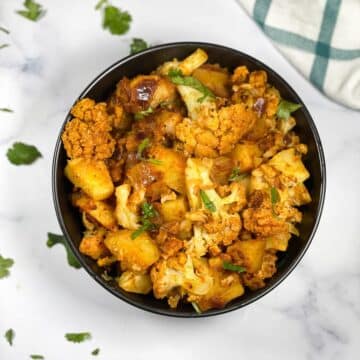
65;332;91;343
229;167;247;182
223;261;246;273
0;255;14;279
4;329;14;346
131;202;158;239
270;186;280;217
96;0;132;35
130;38;148;54
134;107;153;120
7;142;42;165
92;348;100;356
47;233;81;269
200;190;216;212
16;0;46;22
0;108;14;112
277;100;301;119
30;355;44;359
167;69;215;103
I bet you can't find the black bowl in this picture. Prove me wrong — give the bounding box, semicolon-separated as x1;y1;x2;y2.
52;42;326;317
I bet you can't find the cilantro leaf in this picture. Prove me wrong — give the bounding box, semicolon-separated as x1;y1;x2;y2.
134;106;153;120
223;261;246;273
191;302;202;314
130;38;148;54
0;255;14;279
0;108;14;112
200;190;216;212
0;26;10;34
270;187;280;205
65;332;91;343
4;329;14;346
16;0;46;22
95;0;108;10
47;233;81;269
131;203;158;239
229;167;247;182
0;44;10;50
6;142;42;165
30;355;44;359
92;348;100;356
136;138;163;165
102;5;132;35
168;69;215;103
277;100;301;119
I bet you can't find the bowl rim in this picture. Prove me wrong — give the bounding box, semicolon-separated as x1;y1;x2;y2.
52;41;326;318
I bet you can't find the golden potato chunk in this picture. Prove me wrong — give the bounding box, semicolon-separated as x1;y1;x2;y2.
118;271;152;294
65;158;114;200
105;230;160;271
227;239;266;273
72;193;117;230
159;197;188;222
231;143;263;173
178;48;208;75
79;229;108;260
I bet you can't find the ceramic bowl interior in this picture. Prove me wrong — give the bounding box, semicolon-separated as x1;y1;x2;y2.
53;42;326;317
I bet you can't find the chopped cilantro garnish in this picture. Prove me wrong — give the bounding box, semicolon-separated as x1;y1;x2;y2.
270;187;280;205
134;107;153;120
4;329;14;346
136;138;163;165
0;27;10;34
47;233;81;269
6;142;42;165
65;332;91;343
229;167;247;182
0;44;10;50
16;0;46;22
0;108;13;112
131;202;158;239
130;38;148;54
167;69;215;103
277;100;301;119
200;190;216;212
96;0;132;35
0;255;14;279
223;261;246;273
92;348;100;356
30;355;44;359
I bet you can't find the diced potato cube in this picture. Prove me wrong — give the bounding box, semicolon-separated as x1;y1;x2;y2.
231;143;262;173
72;193;117;230
197;268;244;312
65;158;114;200
160;197;188;222
178;48;208;75
105;230;160;271
265;232;291;251
227;239;266;273
149;146;186;194
268;148;310;183
193;65;230;98
118;271;152;294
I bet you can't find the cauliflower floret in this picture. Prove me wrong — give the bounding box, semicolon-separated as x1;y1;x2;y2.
114;184;145;230
184;158;246;256
115;75;177;113
62;98;115;160
79;228;108;260
118;271;152;294
150;254;214;305
175;102;256;157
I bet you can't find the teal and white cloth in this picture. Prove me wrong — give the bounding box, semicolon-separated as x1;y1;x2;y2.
236;0;360;110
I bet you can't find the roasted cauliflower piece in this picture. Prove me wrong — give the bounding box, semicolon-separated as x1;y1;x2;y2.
115;75;177;113
65;158;114;200
105;230;160;271
62;98;115;160
175;103;256;157
114;184;145;230
150;254;214;305
79;228;108;260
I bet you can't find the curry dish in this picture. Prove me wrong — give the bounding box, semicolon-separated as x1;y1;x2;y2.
61;49;311;312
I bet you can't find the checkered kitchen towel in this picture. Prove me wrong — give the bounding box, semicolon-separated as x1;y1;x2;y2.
236;0;360;110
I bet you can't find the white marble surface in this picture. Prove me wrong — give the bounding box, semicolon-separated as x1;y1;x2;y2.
0;0;359;359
